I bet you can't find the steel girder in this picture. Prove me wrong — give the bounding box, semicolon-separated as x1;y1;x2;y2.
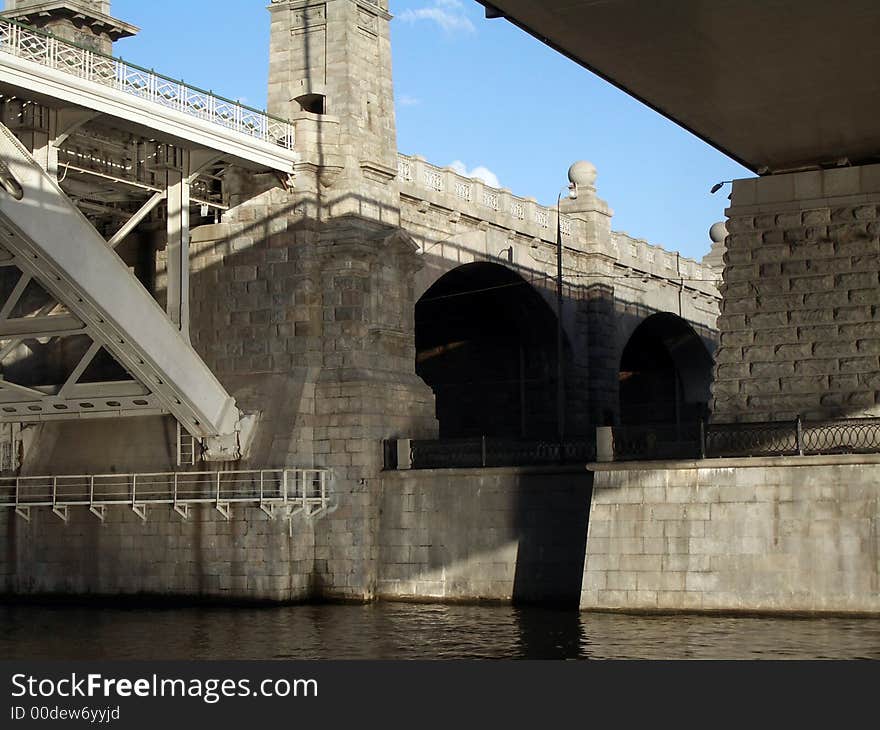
0;120;249;453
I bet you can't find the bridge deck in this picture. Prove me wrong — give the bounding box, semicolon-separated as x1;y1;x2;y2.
0;17;297;173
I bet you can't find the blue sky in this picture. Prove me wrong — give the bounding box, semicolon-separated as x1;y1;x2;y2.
79;0;748;261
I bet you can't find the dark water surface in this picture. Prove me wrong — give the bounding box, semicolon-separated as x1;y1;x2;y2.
2;602;880;660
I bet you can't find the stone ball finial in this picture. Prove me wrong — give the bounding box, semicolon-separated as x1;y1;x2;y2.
568;161;597;190
709;221;728;243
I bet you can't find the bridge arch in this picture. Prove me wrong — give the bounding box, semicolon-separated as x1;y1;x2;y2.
415;262;565;439
618;312;713;425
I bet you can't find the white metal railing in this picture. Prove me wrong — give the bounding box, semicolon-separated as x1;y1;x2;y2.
0;18;294;150
0;468;329;523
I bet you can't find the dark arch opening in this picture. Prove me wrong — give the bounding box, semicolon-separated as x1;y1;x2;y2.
294;93;325;115
619;312;713;425
415;262;561;439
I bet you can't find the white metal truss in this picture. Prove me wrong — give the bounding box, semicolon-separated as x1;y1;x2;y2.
0;119;251;449
0;17;296;173
0;468;330;524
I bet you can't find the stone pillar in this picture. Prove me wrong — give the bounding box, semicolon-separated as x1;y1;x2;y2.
712;164;880;423
268;0;400;224
311;217;437;599
562;162;618;429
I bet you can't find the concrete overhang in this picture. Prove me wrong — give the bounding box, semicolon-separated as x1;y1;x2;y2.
479;0;880;174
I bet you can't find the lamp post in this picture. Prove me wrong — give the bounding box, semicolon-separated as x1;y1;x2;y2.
556;182;578;444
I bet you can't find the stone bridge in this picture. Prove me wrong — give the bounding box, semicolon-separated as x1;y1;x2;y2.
0;0;722;606
398;153;721;437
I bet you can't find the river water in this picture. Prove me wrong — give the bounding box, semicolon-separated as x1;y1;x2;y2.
2;602;880;659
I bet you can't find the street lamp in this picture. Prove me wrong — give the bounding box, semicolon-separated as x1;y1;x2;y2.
556;182;578;443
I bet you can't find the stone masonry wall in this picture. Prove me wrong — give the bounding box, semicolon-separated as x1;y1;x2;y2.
582;458;880;614
379;467;592;605
0;505;316;602
713;165;880;423
187;202;437;601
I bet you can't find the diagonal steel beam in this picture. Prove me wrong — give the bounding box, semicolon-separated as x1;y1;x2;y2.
0;120;246;447
0;271;30;320
0;378;46;399
0;314;84;338
58;339;101;399
107;191;166;249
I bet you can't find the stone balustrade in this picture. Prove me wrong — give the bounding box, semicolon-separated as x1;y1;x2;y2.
612;231;720;298
398;154;578;242
398;153;719;299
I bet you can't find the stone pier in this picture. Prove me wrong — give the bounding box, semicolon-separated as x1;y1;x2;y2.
579;163;880;616
713;165;880;423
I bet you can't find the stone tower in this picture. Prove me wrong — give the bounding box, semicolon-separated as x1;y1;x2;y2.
1;1;138;54
267;0;400;224
184;0;437;600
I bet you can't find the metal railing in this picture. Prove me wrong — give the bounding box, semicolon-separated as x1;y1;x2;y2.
0;468;329;522
604;416;880;462
385;437;596;470
707;416;880;458
609;422;703;462
0;17;294;150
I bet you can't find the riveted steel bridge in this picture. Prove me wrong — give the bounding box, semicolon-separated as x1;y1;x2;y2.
0;15;299;461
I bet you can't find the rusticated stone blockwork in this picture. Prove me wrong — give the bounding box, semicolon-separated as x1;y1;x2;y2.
713;165;880;422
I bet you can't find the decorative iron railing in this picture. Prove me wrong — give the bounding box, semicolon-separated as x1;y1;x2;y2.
0;468;329;522
0;17;294;150
610;422;703;462
385;437;596;470
704;420;799;459
607;416;880;462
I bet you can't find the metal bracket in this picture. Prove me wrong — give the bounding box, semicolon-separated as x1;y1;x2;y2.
202;413;258;462
89;505;106;522
52;505;69;523
259;502;276;520
131;503;148;522
173;503;190;521
14;505;30;522
215;501;231;521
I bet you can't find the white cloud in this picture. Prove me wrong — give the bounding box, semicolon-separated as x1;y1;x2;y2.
398;0;475;34
397;94;421;107
449;160;501;188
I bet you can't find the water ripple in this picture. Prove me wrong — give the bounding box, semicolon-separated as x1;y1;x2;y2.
1;603;879;660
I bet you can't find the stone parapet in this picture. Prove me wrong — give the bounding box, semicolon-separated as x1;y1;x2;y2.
398;153;719;299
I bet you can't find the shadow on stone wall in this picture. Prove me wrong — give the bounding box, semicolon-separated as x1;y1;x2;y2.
377;468;592;608
4;183;707;605
511;469;593;607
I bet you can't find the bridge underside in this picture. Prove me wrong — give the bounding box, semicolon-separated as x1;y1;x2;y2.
0;120;247;454
0;20;305;456
480;0;880;173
